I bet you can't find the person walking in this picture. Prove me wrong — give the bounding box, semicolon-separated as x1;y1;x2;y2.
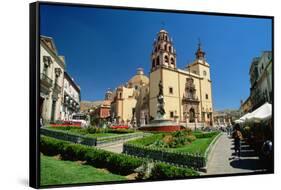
232;124;243;159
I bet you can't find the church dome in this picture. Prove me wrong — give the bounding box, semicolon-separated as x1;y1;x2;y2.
128;68;149;87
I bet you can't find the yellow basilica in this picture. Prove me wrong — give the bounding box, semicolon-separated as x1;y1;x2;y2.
110;29;214;127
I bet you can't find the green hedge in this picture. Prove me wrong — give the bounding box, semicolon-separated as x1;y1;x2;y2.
150;163;199;179
40;136;144;175
41;128;144;146
41;128;97;146
40;136;199;178
123;143;205;169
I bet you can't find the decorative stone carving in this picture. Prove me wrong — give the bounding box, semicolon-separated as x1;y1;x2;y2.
182;77;200;123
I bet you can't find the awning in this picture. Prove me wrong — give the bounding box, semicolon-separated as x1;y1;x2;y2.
234;119;244;124
248;102;272;122
239;112;253;121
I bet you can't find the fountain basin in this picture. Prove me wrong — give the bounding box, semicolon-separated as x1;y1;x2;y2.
138;119;185;132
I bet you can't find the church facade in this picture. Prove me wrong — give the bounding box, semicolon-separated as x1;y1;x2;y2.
110;29;214;127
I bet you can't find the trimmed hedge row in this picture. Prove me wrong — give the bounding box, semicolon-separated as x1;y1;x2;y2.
123;143;205;169
40;136;144;175
41;128;144;146
150;163;198;179
40;136;199;178
41;128;96;146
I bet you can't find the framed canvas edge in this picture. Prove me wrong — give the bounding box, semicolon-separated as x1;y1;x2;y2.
29;1;275;189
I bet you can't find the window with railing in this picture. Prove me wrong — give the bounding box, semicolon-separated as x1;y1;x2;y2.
40;73;53;86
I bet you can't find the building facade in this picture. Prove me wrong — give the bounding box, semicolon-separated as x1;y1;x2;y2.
40;36;65;123
110;29;213;127
213;109;241;127
110;68;149;125
249;51;272;111
149;29;213;126
61;71;81;120
240;97;252;114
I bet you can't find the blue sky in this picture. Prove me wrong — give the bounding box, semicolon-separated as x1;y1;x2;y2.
40;4;272;111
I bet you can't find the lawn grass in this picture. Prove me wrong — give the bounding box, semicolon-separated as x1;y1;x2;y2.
171;135;217;154
40;154;126;186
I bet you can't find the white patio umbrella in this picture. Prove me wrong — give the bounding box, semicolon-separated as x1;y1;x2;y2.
248;102;272;122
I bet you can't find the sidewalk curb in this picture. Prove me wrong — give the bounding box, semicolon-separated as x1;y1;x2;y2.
202;132;223;173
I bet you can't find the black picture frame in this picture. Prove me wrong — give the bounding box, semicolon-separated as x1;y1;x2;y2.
30;1;274;189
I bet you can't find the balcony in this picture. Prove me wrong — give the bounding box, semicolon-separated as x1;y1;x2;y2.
54;83;62;93
40;73;53;89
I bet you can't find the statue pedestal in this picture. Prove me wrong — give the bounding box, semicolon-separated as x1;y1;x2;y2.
138;118;183;132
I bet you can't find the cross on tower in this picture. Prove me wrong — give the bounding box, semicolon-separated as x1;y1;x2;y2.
198;38;202;49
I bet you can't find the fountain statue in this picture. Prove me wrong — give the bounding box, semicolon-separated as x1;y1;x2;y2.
157;80;165;118
139;80;183;132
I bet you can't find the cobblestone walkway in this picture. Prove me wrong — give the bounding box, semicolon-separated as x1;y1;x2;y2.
205;133;266;175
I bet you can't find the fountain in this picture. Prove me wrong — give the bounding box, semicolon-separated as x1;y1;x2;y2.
139;80;184;132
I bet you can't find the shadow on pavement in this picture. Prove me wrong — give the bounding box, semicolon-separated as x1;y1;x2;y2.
230;159;266;171
231;150;256;157
229;138;268;171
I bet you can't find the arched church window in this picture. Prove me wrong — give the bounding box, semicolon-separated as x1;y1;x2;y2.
158;44;161;50
156;56;160;65
170;57;175;65
164;55;169;64
203;70;207;76
169;46;171;52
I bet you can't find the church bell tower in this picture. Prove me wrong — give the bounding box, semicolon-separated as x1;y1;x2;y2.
151;29;177;71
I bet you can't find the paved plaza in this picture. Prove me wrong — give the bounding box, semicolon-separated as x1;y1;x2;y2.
205;133;267;175
98;133;267;175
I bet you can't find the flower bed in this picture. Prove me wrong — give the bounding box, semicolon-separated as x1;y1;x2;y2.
110;125;129;129
50;124;82;128
40;136;199;178
123;131;220;170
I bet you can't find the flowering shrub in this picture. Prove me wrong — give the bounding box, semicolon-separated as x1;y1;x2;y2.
50;123;81;128
110;125;129;129
150;130;197;148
